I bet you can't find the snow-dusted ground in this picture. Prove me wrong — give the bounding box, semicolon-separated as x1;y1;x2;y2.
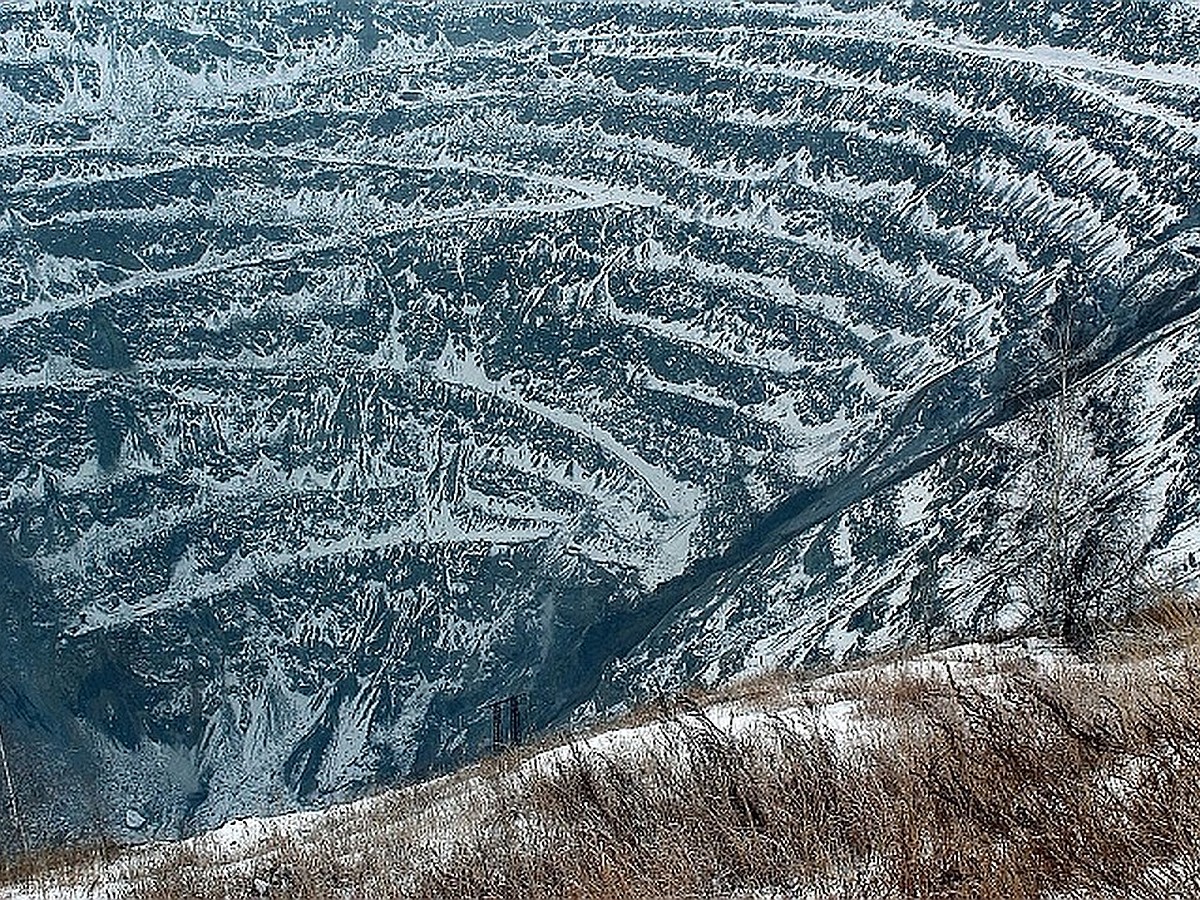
10;634;1191;900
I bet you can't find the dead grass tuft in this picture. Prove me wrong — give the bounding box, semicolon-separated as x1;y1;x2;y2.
8;608;1200;899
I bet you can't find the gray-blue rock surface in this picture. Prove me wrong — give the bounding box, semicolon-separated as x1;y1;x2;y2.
1;0;1198;844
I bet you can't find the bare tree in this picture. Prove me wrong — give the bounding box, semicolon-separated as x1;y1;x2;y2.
1041;307;1086;642
1009;296;1145;645
0;723;28;855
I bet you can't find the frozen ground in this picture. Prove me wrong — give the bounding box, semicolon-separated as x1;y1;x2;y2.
7;630;1199;899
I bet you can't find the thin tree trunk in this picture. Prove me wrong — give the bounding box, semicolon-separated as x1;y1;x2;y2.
0;724;29;854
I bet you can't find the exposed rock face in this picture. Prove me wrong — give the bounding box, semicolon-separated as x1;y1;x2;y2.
0;0;1198;843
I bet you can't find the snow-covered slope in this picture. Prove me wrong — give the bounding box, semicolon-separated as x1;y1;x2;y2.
1;0;1199;842
6;633;1200;899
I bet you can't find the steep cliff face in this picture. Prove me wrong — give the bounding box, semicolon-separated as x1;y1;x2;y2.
1;0;1198;843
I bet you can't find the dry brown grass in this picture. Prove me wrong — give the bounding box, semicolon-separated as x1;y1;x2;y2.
8;602;1200;900
0;838;122;898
